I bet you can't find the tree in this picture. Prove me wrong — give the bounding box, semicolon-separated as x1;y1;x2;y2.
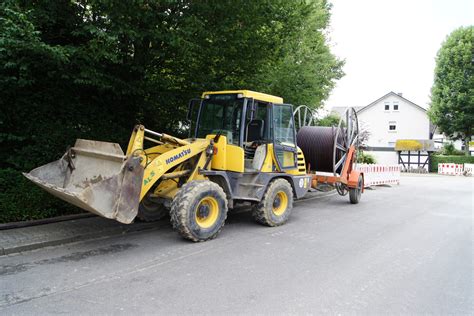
1;0;344;170
428;26;474;155
357;120;371;150
255;0;344;106
317;112;341;126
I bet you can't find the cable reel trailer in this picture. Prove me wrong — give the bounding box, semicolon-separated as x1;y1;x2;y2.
295;107;364;204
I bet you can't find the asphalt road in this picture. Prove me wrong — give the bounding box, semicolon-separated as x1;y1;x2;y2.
1;174;472;314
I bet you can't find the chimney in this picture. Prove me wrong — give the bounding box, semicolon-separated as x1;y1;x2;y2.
397;92;403;97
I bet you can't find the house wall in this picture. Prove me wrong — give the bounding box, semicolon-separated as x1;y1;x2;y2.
357;94;430;165
366;151;398;165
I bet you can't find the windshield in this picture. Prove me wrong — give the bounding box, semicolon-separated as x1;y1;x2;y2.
196;94;244;145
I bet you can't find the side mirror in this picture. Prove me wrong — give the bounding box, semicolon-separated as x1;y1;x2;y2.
187;98;201;121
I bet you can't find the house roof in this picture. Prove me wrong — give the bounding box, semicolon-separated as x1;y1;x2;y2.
356;91;426;114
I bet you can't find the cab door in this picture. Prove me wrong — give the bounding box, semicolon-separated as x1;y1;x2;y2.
271;103;297;170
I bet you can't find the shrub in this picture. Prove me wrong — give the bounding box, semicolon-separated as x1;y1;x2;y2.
440;142;464;156
430;155;474;172
317;113;341;127
0;169;82;223
357;151;376;164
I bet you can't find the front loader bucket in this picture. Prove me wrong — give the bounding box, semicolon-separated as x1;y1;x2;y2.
23;139;144;224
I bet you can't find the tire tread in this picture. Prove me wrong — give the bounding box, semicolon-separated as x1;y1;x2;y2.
137;202;168;222
170;180;228;242
252;178;293;227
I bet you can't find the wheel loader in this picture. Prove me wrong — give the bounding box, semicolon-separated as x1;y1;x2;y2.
24;90;363;242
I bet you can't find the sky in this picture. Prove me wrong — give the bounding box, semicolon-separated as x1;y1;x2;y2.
324;0;474;110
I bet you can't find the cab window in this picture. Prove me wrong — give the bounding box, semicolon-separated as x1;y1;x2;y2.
245;101;270;143
196;94;243;145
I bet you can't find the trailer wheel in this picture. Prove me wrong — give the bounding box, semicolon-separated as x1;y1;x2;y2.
349;175;363;204
252;178;293;227
137;195;169;222
170;180;228;242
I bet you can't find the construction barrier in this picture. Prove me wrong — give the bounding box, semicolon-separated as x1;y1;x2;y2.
437;163;464;176
355;164;401;187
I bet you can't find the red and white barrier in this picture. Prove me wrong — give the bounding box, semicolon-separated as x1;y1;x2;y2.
355;164;401;187
438;163;464;176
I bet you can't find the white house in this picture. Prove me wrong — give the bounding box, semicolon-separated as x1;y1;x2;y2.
332;92;431;165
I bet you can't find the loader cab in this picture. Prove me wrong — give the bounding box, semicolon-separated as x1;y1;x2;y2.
193;93;245;146
189;90;298;172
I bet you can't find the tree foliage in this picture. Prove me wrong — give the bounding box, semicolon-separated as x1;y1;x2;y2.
0;0;343;222
428;26;474;155
317;112;341;127
439;142;464;156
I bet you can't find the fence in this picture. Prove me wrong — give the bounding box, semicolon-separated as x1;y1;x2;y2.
355;164;401;187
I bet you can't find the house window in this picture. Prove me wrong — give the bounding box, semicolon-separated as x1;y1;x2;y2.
384;102;389;111
389;121;397;131
393;102;399;111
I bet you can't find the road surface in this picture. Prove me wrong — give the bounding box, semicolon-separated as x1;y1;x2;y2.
1;174;472;314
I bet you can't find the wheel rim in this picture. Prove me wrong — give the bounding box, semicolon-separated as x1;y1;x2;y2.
195;196;219;228
272;191;288;216
293;105;315;132
336;182;348;196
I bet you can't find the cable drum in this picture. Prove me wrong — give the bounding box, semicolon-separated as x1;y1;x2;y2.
297;126;345;173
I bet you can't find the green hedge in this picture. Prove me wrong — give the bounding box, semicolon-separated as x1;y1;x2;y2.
0;169;82;223
430;155;474;172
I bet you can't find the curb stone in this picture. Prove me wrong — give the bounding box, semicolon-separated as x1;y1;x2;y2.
0;220;167;256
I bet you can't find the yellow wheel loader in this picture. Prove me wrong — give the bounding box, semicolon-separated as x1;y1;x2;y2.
25;90;361;242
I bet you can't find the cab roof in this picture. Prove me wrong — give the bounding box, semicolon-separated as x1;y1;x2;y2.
202;90;283;104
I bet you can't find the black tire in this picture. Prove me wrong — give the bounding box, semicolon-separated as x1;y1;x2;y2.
170;180;228;242
252;178;293;227
349;175;363;204
137;195;169;222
